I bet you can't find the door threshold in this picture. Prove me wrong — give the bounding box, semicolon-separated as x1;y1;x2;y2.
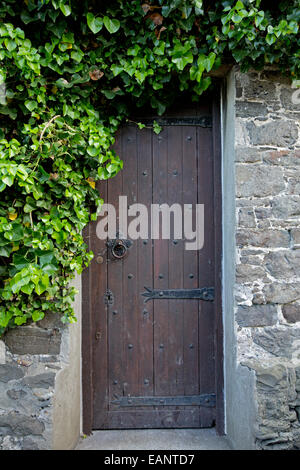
75;428;230;450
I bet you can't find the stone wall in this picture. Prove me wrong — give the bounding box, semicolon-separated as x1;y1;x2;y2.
234;67;300;449
0;276;81;450
0;315;65;450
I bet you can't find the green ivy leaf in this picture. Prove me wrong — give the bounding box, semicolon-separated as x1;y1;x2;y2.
14;316;28;325
2;175;14;187
25;100;38;112
10;271;31;293
172;53;193;71
266;34;276;45
255;11;265;27
4;223;24;241
153;121;162;134
4;39;17;52
111;64;123;76
34;274;50;295
87;13;103;34
39;251;55;267
13;253;34;270
103;16;120;34
59;3;71;16
0;308;13;328
0;106;17;120
20;10;34;24
0;245;12;257
203;52;216;73
235;1;245;10
20;283;35;294
71;50;84;63
32;311;45;322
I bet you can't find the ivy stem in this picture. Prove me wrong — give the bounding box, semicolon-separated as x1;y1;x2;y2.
127;119;153;129
39;115;61;148
31;114;61;172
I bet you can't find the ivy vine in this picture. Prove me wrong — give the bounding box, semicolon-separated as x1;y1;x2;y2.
0;0;299;334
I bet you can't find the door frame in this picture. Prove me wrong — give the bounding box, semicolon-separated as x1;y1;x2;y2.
82;89;224;435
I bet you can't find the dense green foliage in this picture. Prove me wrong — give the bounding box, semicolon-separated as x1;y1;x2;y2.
0;0;299;333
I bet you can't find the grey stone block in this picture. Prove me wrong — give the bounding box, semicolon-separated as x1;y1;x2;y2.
265;251;300;279
280;87;300;111
244;80;277;102
263;149;300;167
242;248;266;255
240;255;263;266
38;312;64;330
235;146;263;163
282;304;300;324
287;177;300;195
0;412;45;436
236;264;266;283
236;101;268;118
22;372;55;389
254;363;287;389
32;388;53;401
21;437;40;450
252;326;300;357
294;440;300;450
263;282;300;304
236;304;277;327
237;198;272;209
236;229;290;248
236;165;284;197
247;121;298;147
254;207;273;230
238;207;256;228
0;364;25;383
4;326;61;355
0;435;21;450
260;70;291;85
291;229;300;245
254;208;272;220
6;389;27;400
271;196;300;218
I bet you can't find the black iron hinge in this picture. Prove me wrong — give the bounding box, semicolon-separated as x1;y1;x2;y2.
141;287;215;302
111;394;216;408
128;116;212;128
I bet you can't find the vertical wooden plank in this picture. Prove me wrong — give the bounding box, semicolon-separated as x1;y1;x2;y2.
121;125;139;400
91;178;109;428
181;126;200;402
136;128;154;398
197;122;216;427
167;126;185;398
107;129;124;408
153;127;170;397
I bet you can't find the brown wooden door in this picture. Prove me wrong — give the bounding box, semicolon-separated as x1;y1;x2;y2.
83;99;222;430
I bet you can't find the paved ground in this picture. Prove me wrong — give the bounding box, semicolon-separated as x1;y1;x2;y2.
75;428;231;450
